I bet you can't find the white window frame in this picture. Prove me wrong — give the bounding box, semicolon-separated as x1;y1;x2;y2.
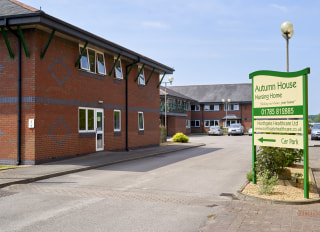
79;45;106;75
114;57;123;79
114;110;121;132
138;66;145;85
78;107;96;132
138;112;144;131
186;119;190;129
191;104;200;112
204;120;219;127
225;103;239;111
214;104;219;111
191;120;200;128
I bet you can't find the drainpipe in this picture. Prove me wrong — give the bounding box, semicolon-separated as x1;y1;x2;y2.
7;24;22;165
125;57;140;151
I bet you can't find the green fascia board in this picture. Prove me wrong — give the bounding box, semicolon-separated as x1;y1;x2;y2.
249;68;310;79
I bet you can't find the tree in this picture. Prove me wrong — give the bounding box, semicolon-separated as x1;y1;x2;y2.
314;113;320;123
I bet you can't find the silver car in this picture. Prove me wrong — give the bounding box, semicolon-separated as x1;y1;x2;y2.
311;123;320;140
208;126;223;136
228;124;244;136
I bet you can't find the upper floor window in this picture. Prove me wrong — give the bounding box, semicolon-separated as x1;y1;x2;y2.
225;103;239;111
79;45;106;75
191;104;200;111
138;66;145;85
114;57;123;79
204;104;219;111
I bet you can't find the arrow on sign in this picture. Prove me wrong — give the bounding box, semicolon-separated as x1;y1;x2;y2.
258;137;276;143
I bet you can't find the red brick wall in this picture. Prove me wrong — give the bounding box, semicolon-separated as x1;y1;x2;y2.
0;28;161;164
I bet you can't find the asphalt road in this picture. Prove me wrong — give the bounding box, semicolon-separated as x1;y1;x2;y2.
0;135;253;232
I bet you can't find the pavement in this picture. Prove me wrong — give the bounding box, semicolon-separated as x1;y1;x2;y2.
0;142;205;188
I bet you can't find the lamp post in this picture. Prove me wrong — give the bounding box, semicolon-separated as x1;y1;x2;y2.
222;98;231;128
281;21;294;72
164;76;174;132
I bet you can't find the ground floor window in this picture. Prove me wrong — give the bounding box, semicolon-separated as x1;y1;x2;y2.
79;108;95;132
114;110;121;131
191;120;200;127
138;112;144;131
204;120;219;127
224;119;240;127
186;120;190;129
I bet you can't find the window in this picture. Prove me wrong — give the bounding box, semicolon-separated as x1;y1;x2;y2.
138;66;145;85
225;103;239;111
138;112;144;131
114;57;123;79
79;45;106;75
79;108;95;132
186;120;190;129
191;104;200;111
204;104;219;111
191;120;200;127
204;120;219;127
114;110;121;131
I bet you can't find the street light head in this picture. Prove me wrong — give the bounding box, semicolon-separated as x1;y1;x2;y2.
227;99;231;102
281;21;294;39
221;99;225;102
168;76;174;83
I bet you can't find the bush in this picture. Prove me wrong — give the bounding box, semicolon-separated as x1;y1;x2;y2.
255;146;303;178
246;171;253;181
257;170;278;195
172;133;189;143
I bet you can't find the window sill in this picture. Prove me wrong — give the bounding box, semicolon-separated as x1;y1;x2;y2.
138;85;145;89
138;130;144;135
79;132;95;138
113;78;122;84
79;70;105;80
114;131;121;136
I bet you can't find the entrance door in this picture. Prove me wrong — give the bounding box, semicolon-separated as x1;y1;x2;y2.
96;109;104;151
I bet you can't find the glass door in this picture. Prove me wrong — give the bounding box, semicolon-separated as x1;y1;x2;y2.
96;109;104;151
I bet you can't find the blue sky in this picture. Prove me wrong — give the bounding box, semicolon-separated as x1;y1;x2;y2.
22;0;320;114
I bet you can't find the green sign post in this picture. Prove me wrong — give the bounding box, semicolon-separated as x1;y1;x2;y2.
249;68;310;199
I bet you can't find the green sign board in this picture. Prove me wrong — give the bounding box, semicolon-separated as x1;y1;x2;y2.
249;68;310;199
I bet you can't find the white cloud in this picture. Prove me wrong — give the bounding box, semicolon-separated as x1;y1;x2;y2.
141;21;169;29
270;4;288;12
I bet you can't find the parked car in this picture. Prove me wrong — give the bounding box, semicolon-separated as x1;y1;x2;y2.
208;126;223;136
228;124;244;136
311;123;320;140
248;127;252;136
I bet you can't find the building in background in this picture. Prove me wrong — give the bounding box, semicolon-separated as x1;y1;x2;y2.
167;84;252;134
159;86;196;136
0;0;174;164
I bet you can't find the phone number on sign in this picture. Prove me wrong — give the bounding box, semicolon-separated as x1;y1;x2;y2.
261;107;295;116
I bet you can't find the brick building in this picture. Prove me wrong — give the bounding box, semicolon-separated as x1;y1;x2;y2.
0;0;174;164
167;84;252;134
159;86;196;136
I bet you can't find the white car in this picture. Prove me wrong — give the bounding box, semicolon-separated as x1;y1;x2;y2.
208;126;223;136
228;124;244;136
248;127;252;136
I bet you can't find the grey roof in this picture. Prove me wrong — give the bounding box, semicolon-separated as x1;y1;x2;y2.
0;0;174;74
168;83;252;103
0;0;39;16
160;86;196;102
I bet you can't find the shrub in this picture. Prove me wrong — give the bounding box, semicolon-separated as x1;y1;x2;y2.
246;171;253;181
172;133;189;143
255;146;303;178
257;170;278;195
